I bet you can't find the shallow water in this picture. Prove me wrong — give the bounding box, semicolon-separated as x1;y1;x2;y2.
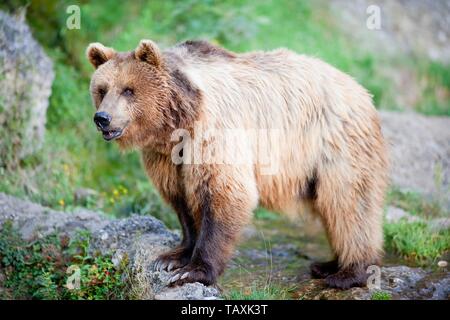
220;213;415;299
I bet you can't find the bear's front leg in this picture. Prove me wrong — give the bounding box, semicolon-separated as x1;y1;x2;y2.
168;166;256;286
154;195;197;272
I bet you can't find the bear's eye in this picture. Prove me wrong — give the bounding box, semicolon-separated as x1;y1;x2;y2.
97;88;107;99
122;88;134;97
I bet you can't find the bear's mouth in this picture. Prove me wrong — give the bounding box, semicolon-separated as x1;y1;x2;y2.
102;129;123;141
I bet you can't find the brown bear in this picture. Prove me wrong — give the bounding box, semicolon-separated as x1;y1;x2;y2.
86;39;388;289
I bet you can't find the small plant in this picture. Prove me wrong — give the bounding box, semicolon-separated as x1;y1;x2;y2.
0;221;127;300
384;221;450;265
225;284;293;300
371;290;392;300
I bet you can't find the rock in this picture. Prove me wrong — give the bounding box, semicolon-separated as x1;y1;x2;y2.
437;260;448;268
428;218;450;232
0;10;54;167
0;193;109;240
330;0;450;64
385;206;420;223
241;224;258;240
90;215;178;254
90;215;221;299
0;192;220;300
380;111;450;207
381;266;450;300
296;265;450;300
154;283;220;300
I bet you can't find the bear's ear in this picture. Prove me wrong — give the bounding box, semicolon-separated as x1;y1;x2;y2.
86;42;116;69
135;39;162;68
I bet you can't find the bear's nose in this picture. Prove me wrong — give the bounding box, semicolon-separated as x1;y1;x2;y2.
94;112;111;129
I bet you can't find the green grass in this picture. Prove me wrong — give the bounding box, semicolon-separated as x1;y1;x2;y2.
384;221;450;265
416;61;450;116
0;221;127;299
225;284;294;300
384;188;449;265
371;291;392;300
254;208;280;221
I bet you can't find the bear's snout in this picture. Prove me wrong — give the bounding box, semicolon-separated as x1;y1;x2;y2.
94;111;111;130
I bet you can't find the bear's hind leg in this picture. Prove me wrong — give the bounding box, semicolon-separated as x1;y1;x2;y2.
313;171;384;289
310;259;339;279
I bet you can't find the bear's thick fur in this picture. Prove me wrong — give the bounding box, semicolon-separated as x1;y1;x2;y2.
87;39;388;289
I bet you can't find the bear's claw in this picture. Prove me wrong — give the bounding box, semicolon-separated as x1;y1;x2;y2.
168;263;215;287
153;246;193;272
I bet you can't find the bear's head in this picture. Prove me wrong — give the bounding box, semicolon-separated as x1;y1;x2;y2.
86;40;171;149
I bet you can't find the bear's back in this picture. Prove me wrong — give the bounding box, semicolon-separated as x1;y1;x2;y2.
167;40;376;142
174;40;237;61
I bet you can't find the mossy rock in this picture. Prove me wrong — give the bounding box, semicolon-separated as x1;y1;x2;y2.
0;9;54;168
